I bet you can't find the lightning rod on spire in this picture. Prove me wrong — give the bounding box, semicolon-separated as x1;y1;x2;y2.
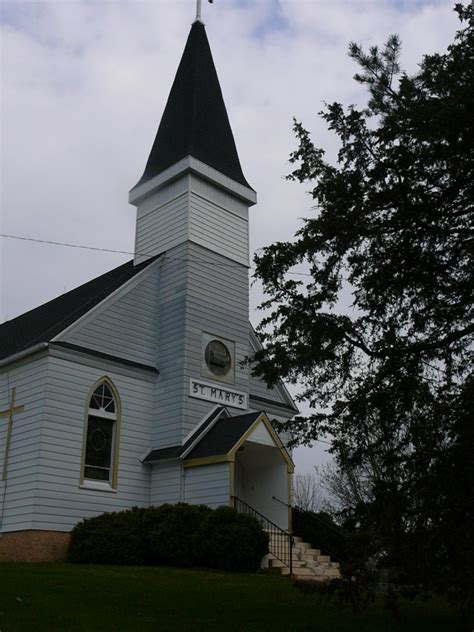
195;0;214;23
195;0;202;22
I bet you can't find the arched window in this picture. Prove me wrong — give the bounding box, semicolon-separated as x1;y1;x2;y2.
81;379;121;488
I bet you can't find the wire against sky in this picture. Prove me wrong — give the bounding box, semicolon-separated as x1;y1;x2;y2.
0;233;313;276
1;230;336;449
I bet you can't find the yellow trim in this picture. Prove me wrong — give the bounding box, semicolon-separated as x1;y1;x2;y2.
228;413;295;473
0;406;25;419
1;388;25;481
229;412;294;530
183;454;234;469
79;376;122;490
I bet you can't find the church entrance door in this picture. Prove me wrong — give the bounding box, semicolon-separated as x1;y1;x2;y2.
234;438;290;530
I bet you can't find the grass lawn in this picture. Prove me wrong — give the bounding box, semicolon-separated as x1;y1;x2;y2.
0;563;457;632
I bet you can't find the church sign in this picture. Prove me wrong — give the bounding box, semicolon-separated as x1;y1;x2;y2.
189;379;248;410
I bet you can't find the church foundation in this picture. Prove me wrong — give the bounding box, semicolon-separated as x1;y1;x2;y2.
0;530;70;562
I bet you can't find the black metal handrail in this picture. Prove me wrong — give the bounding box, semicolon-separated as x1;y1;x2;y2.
232;496;293;577
272;495;290;508
293;504;347;564
273;496;347;563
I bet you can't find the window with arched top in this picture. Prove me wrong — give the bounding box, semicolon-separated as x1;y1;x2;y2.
81;378;121;489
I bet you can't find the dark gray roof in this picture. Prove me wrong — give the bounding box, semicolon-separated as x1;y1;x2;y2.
143;408;293;465
51;342;159;373
142;446;183;462
185;411;261;460
0;257;158;361
134;21;252;190
143;406;227;463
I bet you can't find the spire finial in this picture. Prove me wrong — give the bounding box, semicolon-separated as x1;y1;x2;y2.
195;0;213;23
195;0;202;22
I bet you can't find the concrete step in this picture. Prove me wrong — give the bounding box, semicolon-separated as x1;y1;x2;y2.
266;529;340;583
294;545;320;555
322;567;341;577
308;562;339;574
268;559;285;568
316;555;331;563
281;566;314;577
299;554;321;563
269;558;306;569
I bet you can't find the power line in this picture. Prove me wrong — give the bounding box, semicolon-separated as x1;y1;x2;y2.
0;232;314;276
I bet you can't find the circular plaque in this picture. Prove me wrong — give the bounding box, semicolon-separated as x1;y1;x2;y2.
205;340;232;377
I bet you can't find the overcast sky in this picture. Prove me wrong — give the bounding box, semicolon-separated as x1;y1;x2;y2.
0;0;463;473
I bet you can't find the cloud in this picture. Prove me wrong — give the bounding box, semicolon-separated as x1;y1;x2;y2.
0;0;463;471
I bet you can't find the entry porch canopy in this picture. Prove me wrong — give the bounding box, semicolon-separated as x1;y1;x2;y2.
143;408;294;530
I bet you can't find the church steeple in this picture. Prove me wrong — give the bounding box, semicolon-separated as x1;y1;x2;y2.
130;19;256;268
135;21;251;190
128;15;255;451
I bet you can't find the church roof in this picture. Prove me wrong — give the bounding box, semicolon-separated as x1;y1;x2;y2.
0;257;158;361
134;20;252;190
143;406;228;463
142;409;260;464
185;411;261;460
143;408;294;471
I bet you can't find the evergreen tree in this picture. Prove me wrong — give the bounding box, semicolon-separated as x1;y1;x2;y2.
253;4;473;617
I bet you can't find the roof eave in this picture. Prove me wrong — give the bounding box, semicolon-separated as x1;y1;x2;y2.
0;342;49;368
129;156;257;207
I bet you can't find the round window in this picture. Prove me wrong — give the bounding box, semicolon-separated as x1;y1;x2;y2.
205;340;232;377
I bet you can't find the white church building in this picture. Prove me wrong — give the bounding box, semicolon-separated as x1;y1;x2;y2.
0;17;298;562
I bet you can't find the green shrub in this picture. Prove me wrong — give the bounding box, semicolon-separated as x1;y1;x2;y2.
146;503;212;567
68;507;147;565
193;506;269;573
68;503;268;573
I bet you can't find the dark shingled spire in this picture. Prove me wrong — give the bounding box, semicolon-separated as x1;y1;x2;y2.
136;21;252;190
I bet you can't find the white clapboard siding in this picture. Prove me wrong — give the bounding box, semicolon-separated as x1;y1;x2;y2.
27;355;153;532
134;188;190;265
150;461;182;506
249;373;289;405
129;160;253;447
181;242;250;439
184;463;230;509
189;174;249;219
151;242;189;447
189;192;249;266
150;238;253;446
136;176;190;218
61;264;160;368
0;355;48;532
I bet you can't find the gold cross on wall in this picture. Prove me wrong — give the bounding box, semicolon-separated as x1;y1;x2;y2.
0;388;25;481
